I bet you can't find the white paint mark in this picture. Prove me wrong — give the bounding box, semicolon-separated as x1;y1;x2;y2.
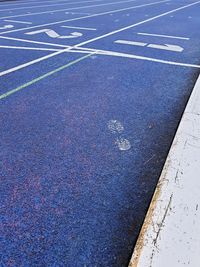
115;138;131;151
89;47;196;67
115;40;146;46
0;24;13;30
0;0;138;20
0;0;106;12
0;0;88;8
0;0;199;77
0;45;59;52
107;120;124;133
115;40;184;52
4;19;32;25
148;43;184;52
25;28;82;39
0;35;71;49
137;32;190;40
61;25;96;31
0;0;169;35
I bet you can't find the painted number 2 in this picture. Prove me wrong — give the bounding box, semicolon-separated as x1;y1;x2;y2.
25;28;83;39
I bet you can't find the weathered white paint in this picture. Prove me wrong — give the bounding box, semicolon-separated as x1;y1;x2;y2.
0;0;105;12
115;40;146;46
0;0;137;20
0;0;169;35
1;0;200;77
115;40;184;52
129;75;200;267
137;32;190;40
148;43;183;52
4;19;32;24
0;24;13;29
61;25;96;31
26;28;82;39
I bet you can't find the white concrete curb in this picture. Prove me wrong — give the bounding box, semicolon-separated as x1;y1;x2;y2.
129;75;200;267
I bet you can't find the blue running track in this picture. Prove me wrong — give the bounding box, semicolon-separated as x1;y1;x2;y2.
0;0;200;266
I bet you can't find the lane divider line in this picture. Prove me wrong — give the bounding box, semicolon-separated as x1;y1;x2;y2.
0;0;169;35
0;53;94;100
0;0;137;20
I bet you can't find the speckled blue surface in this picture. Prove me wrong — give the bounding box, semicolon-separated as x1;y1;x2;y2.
1;0;200;266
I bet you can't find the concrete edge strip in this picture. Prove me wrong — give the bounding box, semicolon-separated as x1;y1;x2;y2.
129;74;200;267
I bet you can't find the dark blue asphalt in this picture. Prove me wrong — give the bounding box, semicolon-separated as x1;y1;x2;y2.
1;0;200;266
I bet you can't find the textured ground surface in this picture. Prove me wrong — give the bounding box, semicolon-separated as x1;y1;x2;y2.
0;0;200;266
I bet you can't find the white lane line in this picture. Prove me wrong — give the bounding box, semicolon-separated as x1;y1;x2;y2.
0;0;106;12
74;0;199;49
66;11;92;15
115;40;146;46
90;48;199;67
137;32;190;40
4;19;32;24
0;35;70;48
0;0;168;35
0;0;88;8
129;74;200;267
0;45;59;51
0;44;89;54
1;0;199;77
0;0;137;20
61;25;96;30
0;43;199;69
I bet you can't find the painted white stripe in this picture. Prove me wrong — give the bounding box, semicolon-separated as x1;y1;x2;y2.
61;25;96;30
115;40;146;46
66;11;91;15
0;45;90;54
0;46;199;81
148;43;183;52
0;0;106;12
0;45;59;51
0;35;70;48
0;0;169;35
0;25;13;30
0;0;137;20
69;1;200;49
0;0;199;77
0;0;88;8
4;19;32;24
0;43;199;69
129;74;200;267
91;48;199;67
137;32;190;40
